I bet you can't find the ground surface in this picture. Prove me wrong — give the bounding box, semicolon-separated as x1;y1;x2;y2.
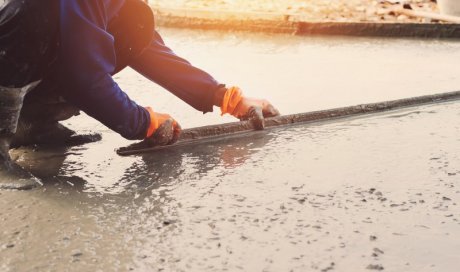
1;28;460;271
150;0;439;23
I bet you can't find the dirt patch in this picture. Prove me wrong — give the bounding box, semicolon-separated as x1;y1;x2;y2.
150;0;439;23
149;1;460;38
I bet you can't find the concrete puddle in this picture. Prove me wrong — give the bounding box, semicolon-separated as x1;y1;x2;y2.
1;28;460;271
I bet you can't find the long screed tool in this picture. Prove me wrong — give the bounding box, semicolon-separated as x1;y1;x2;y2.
117;90;460;156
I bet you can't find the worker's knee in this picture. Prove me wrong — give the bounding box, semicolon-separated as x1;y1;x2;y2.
109;0;155;74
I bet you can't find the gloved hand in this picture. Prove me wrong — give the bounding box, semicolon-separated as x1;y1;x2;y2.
220;87;280;130
145;107;181;146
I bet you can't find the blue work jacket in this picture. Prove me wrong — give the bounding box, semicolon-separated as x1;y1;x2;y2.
58;0;221;140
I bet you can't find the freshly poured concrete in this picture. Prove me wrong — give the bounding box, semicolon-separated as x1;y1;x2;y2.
1;29;460;271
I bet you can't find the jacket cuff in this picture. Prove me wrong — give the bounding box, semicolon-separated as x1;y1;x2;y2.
202;83;226;114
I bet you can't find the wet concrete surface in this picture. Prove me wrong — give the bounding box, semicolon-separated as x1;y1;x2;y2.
2;29;460;271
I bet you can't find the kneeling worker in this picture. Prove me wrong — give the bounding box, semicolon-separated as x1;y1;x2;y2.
0;0;279;189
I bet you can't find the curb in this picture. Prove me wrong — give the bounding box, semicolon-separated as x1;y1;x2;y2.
153;7;460;38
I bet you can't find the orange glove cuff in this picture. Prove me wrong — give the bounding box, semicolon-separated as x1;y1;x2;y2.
145;107;159;138
220;87;243;116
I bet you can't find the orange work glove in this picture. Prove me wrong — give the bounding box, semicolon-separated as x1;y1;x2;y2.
145;107;181;146
220;87;280;130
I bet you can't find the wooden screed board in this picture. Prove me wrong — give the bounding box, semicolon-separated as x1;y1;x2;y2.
117;90;460;156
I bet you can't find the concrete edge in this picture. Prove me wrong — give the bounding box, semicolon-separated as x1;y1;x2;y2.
152;7;460;38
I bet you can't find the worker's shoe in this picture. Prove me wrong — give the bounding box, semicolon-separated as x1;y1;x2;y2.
11;91;102;148
0;137;41;190
10;119;102;149
0;84;41;189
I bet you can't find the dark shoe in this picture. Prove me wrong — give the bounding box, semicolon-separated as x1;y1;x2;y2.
14;90;102;148
0;138;41;190
10;121;102;148
0;160;42;190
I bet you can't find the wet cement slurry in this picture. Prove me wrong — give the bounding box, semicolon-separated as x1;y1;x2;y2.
2;29;460;271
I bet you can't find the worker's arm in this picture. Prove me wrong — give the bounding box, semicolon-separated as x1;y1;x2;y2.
130;30;223;114
130;31;280;127
58;0;152;140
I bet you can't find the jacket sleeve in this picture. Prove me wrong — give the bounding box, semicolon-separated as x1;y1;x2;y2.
58;0;150;140
130;30;224;114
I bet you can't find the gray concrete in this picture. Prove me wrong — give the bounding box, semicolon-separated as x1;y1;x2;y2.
1;28;460;271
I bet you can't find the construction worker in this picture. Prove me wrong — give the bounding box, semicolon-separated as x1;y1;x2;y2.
0;0;279;189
